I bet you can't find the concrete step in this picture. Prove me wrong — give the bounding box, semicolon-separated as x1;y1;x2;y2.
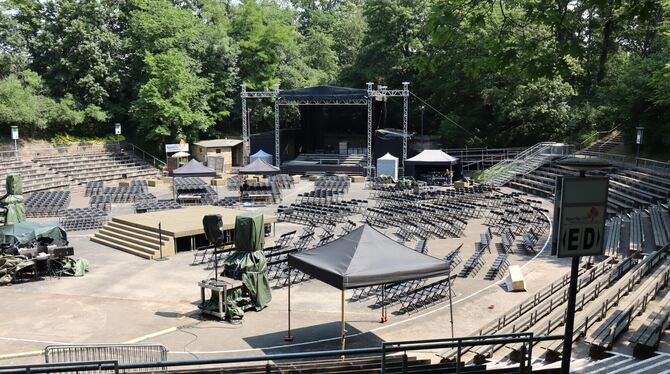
97;226;167;249
90;235;154;260
92;232;159;257
102;222;169;245
108;219;163;237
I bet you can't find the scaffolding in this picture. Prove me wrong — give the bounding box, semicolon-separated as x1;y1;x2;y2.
240;83;410;176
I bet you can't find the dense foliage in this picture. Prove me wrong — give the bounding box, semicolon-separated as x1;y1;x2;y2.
0;0;668;155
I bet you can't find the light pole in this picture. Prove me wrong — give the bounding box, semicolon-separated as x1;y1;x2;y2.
420;105;425;136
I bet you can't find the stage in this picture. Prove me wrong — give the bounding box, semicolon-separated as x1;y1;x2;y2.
92;206;276;259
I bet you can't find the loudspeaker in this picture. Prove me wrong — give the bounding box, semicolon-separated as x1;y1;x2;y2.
203;214;225;245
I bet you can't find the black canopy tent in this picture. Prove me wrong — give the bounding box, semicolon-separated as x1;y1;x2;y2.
170;159;217;177
286;225;451;350
239;158;280;175
170;159;216;199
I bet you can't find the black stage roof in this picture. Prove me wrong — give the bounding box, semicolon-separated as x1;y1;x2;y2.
279;86;368;101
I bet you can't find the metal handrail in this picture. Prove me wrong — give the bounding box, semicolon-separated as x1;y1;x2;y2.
121;142;166;169
580;151;670;174
0;360;119;374
0;334;565;373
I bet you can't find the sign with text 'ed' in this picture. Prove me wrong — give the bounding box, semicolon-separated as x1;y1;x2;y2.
556;176;609;258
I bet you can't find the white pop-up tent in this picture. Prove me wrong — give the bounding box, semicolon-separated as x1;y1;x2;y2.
250;149;273;165
376;153;398;180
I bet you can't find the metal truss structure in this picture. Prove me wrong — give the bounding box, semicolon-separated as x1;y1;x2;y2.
240;83;410;176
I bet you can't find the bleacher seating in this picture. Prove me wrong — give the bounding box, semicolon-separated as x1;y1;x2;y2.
33;151;158;184
0;159;69;195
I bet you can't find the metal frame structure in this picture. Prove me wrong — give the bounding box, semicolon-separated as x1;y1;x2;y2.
240;83;410;175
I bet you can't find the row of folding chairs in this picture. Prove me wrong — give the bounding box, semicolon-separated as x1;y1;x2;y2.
135;199;181;213
85;181;104;196
444;244;463;269
398;278;454;314
458;249;486;278
269;174;295;189
25;191;71;217
59;208;108;231
484;254;509;280
89;194;112;213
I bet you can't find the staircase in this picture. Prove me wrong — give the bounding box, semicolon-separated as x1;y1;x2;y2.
91;218;173;259
581;131;624;154
479;142;567;187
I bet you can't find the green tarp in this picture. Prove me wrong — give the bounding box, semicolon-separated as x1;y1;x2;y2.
222;212;272;318
0;175;26;225
0;222;68;247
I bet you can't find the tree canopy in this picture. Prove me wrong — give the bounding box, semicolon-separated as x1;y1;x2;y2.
0;0;668;155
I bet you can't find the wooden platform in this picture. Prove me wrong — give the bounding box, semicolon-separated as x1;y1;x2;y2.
91;206;276;259
113;206;276;237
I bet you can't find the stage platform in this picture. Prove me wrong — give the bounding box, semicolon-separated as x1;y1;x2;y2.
91;206;276;259
282;153;366;175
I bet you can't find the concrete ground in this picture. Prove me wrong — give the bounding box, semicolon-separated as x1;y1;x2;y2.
0;177;575;366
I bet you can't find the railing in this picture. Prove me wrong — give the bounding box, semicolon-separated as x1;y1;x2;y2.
0;333;563;374
45;343;168;372
577;126;620;151
580;151;670;175
121;142;166;169
0;334;565;374
479;142;571;186
0;149;19;161
443;147;526;165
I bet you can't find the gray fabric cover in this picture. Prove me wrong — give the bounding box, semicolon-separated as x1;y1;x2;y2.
171;159;216;177
239;158;280;174
288;225;450;290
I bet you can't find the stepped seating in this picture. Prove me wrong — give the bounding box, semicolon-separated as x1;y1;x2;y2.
649;205;670;249
582;132;624;153
586;258;670;357
629;210;644;253
541;249;667;361
630;288;670;357
604;215;623;256
0;159;69;195
33;151;158;184
91;218;171;259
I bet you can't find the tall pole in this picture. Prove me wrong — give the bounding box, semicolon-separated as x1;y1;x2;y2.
341;289;346;352
448;266;454;338
366;82;374;177
284;266;293;341
560;169;585;374
402;82;409;177
241;84;249;165
274;100;280;167
420;105;425;137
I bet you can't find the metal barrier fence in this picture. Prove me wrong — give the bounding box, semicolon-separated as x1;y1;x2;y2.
44;343;168;372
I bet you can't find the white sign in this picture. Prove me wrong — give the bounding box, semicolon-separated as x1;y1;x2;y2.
556;177;609;257
10;126;18;140
114;123;121;135
165;143;189;153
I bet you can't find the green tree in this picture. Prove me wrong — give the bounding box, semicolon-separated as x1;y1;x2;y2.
130;50;214;143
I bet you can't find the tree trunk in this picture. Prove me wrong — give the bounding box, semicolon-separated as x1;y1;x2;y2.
597;11;614;84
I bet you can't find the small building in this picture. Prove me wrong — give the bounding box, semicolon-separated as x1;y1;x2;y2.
192;139;243;172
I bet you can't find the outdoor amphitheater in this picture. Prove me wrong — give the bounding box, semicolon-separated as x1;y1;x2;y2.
0;92;669;374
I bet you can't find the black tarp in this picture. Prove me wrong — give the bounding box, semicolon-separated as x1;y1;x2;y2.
279;86;368;101
170;159;216;177
287;225;450;290
239;158;280;174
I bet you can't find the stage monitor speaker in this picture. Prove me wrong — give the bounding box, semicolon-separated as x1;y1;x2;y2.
203;214;225;245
